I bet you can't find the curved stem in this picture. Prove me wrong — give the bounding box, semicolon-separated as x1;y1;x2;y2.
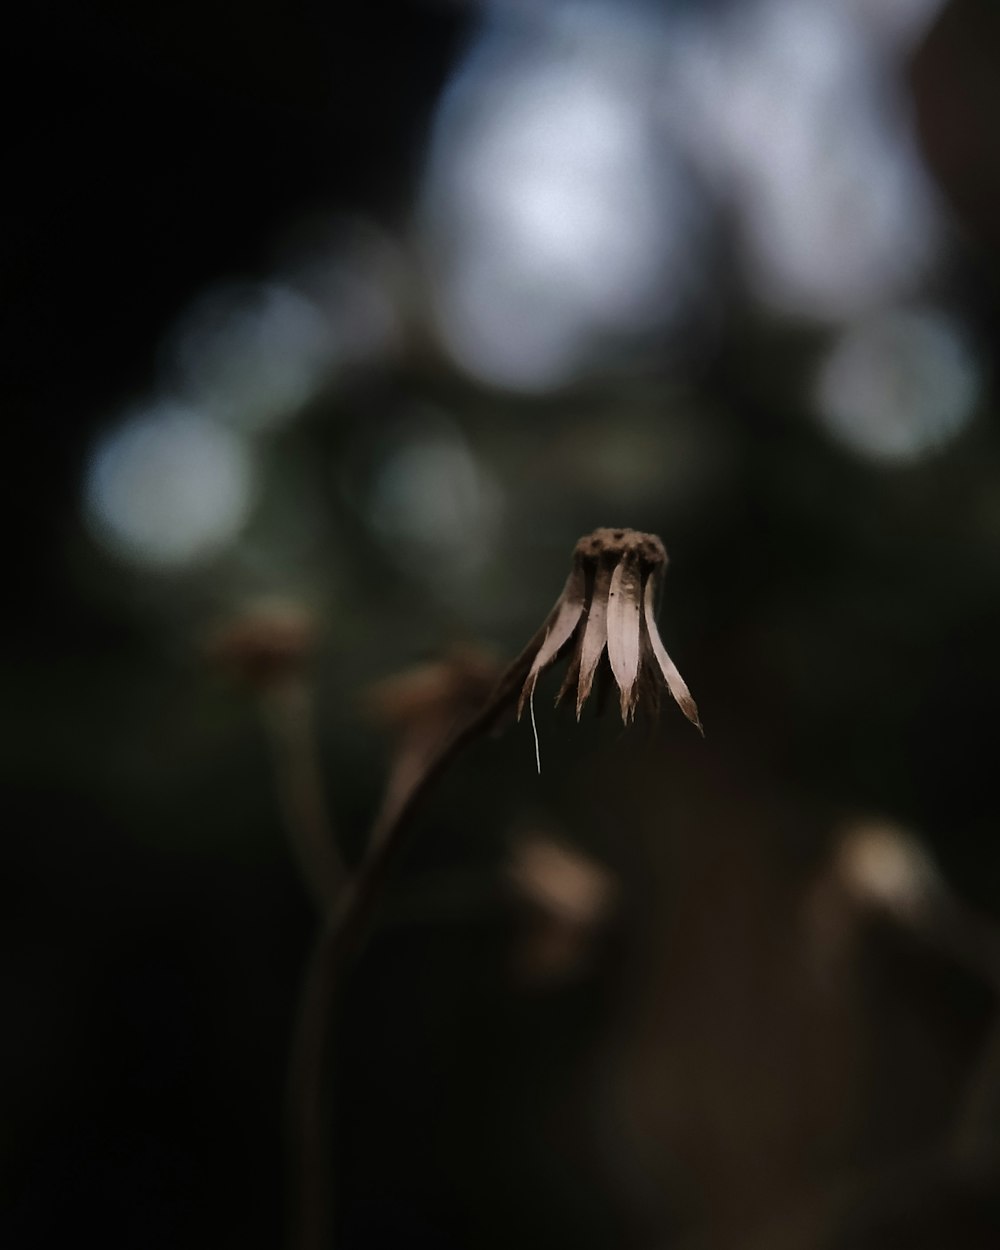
262;676;345;909
288;628;544;1250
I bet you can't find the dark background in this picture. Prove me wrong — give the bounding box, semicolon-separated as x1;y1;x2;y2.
7;2;1000;1247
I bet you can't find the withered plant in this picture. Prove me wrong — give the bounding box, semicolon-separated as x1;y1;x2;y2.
217;528;702;1250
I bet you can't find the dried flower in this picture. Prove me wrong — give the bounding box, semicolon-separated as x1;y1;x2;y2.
517;527;702;731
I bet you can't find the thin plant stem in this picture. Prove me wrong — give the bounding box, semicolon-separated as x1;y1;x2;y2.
262;676;346;909
287;626;545;1250
937;898;1000;1162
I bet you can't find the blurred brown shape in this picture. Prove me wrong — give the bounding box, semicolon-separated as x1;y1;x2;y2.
806;819;1000;996
804;821;942;982
911;0;1000;266
831;820;940;919
506;832;619;985
365;644;502;848
205;597;319;688
600;751;1000;1250
205;598;342;906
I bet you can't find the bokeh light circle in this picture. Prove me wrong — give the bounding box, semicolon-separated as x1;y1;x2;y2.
84;403;257;568
814;306;980;463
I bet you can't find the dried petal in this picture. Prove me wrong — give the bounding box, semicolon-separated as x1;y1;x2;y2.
637;627;663;716
554;631;583;708
607;557;643;722
576;560;613;718
517;560;586;719
642;574;703;733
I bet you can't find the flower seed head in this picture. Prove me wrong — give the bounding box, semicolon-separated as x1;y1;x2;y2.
517;528;702;732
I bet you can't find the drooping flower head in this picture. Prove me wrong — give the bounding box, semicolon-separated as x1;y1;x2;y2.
517;528;702;732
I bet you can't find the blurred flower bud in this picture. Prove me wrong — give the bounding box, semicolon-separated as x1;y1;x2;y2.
204;599;319;688
832;820;940;923
506;833;619;985
366;645;502;846
365;645;501;737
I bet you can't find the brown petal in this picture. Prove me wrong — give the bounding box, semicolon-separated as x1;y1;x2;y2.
575;560;612;718
642;575;703;734
637;621;663;718
517;560;586;719
607;557;642;722
555;630;583;708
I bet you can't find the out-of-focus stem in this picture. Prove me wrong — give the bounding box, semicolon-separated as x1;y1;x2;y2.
261;676;346;910
289;626;545;1250
938;898;1000;1162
